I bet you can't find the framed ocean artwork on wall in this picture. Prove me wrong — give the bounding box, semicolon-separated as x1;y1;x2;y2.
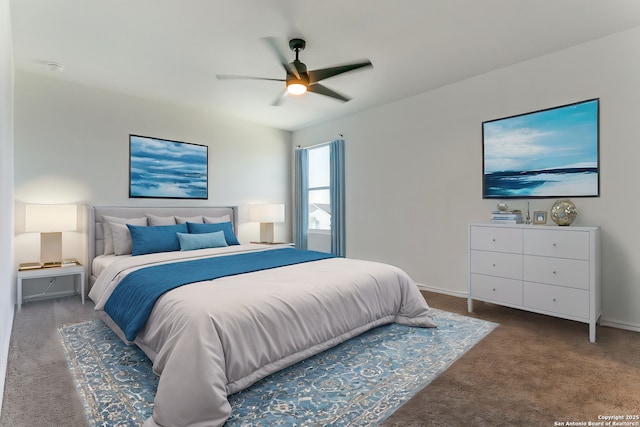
482;98;599;199
129;134;208;199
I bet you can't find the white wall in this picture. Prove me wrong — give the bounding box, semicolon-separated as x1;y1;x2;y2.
293;27;640;331
13;71;292;267
0;0;15;415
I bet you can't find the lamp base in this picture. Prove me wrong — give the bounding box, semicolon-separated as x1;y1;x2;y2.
259;223;275;243
41;232;62;266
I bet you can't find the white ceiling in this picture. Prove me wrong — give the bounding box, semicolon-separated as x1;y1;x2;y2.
11;0;640;131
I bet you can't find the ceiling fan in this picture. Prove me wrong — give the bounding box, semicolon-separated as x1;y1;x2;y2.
216;37;373;106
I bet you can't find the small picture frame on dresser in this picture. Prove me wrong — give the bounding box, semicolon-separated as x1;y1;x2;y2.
533;211;547;225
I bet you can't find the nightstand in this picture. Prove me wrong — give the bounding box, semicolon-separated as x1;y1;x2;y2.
17;264;85;311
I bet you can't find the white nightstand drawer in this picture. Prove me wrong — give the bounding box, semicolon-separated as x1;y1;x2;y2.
471;226;523;254
524;282;589;319
524;255;589;290
470;274;523;306
524;229;590;260
470;250;523;280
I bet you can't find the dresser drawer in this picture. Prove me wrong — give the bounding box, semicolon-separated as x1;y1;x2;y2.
470;274;523;306
524;229;590;260
470;226;523;254
523;255;589;290
470;250;523;280
524;282;589;319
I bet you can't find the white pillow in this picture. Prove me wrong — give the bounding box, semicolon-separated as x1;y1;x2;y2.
146;214;176;226
175;215;203;224
203;215;231;224
102;216;147;254
109;222;135;255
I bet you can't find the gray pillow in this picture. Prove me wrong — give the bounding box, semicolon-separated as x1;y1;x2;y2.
110;222;135;255
102;216;147;254
175;215;204;224
146;214;176;226
203;215;231;224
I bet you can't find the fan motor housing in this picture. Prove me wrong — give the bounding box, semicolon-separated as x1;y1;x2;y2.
286;73;308;87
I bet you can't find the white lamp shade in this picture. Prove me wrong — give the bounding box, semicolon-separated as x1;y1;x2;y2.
249;204;285;223
25;204;78;232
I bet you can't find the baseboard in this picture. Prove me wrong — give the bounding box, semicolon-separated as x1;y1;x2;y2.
417;284;640;335
599;318;640;334
416;283;468;299
0;306;14;418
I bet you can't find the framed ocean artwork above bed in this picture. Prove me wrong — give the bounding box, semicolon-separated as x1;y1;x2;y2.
129;134;208;199
482;98;599;199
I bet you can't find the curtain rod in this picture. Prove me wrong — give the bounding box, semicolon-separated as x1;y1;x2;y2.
295;134;344;150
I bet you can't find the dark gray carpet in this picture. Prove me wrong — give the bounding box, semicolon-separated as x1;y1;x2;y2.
381;292;640;427
2;292;640;427
0;296;97;427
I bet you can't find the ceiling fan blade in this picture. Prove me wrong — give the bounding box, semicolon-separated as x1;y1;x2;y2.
262;37;300;79
307;83;351;102
270;90;288;106
307;60;372;84
216;74;285;82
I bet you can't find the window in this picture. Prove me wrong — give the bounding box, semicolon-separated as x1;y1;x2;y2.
295;138;344;256
307;144;331;231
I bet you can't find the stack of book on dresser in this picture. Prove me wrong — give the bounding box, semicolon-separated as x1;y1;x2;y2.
490;210;524;224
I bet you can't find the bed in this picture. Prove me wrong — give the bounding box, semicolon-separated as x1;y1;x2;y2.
87;206;436;427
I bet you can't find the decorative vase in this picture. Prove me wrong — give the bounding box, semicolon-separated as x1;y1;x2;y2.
550;200;577;226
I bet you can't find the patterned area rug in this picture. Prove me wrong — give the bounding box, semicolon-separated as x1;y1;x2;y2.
59;309;497;426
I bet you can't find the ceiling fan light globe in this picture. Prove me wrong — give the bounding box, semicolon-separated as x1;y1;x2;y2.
287;83;307;95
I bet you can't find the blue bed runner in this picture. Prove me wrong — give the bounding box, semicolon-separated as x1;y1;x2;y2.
104;248;335;341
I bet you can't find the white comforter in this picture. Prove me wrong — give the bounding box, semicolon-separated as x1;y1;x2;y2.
89;245;436;427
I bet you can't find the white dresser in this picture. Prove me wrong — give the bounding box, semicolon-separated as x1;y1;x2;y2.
468;223;601;342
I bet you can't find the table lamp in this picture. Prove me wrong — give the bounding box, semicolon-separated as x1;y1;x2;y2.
25;204;78;267
249;204;285;243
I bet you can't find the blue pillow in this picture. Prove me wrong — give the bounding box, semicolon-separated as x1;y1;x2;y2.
187;221;240;245
177;231;228;251
127;223;188;256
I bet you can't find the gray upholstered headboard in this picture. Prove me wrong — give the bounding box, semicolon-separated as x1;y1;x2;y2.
89;205;238;281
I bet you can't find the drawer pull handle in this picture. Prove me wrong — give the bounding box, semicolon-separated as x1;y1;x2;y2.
553;243;557;247
552;271;557;274
492;238;496;242
492;288;496;292
492;263;496;267
553;298;557;302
